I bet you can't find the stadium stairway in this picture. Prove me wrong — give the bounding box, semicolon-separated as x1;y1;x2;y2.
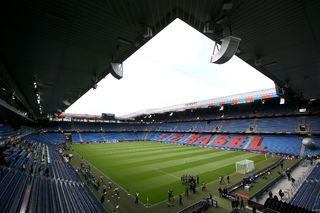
219;119;253;133
290;163;320;211
305;116;320;133
255;117;301;133
0;140;106;212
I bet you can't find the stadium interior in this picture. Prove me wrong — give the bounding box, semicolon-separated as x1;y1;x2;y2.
1;0;320;213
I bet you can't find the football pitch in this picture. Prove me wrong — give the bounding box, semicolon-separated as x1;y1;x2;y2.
72;141;266;204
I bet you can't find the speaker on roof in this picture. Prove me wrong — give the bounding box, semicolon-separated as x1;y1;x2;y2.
109;63;123;79
210;36;241;64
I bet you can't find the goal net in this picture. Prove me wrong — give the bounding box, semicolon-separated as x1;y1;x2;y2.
236;159;255;174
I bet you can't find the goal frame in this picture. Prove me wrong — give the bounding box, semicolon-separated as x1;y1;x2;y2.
236;159;255;174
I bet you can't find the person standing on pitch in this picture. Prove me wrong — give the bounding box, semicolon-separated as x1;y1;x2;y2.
179;194;182;205
219;176;225;184
135;192;140;204
185;187;189;196
240;199;245;211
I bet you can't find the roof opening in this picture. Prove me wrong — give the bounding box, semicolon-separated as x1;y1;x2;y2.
66;18;274;116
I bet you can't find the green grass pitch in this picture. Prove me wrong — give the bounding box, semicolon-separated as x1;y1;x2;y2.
72;141;266;204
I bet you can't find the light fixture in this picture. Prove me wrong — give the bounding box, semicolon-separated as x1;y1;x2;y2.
63;100;71;106
143;27;153;38
299;108;307;113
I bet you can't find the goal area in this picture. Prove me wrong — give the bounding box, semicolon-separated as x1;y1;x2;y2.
236;159;255;174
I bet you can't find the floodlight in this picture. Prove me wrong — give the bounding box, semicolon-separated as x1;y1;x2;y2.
63;100;71;106
143;27;153;38
299;108;307;113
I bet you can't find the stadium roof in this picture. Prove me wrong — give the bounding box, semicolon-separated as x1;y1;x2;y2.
119;88;277;119
54;88;277;121
1;0;320;120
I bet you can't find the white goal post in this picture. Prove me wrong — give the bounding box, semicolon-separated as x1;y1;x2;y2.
236;159;255;174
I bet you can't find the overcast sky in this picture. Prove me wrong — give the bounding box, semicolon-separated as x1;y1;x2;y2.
66;19;275;116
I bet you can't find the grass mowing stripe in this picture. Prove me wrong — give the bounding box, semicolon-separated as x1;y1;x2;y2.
84;142;191;152
169;152;258;176
160;151;246;173
120;149;229;170
95;144;181;155
74;144;175;155
72;142;175;155
81;144;199;159
121;150;238;177
109;148;225;168
107;146;202;160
